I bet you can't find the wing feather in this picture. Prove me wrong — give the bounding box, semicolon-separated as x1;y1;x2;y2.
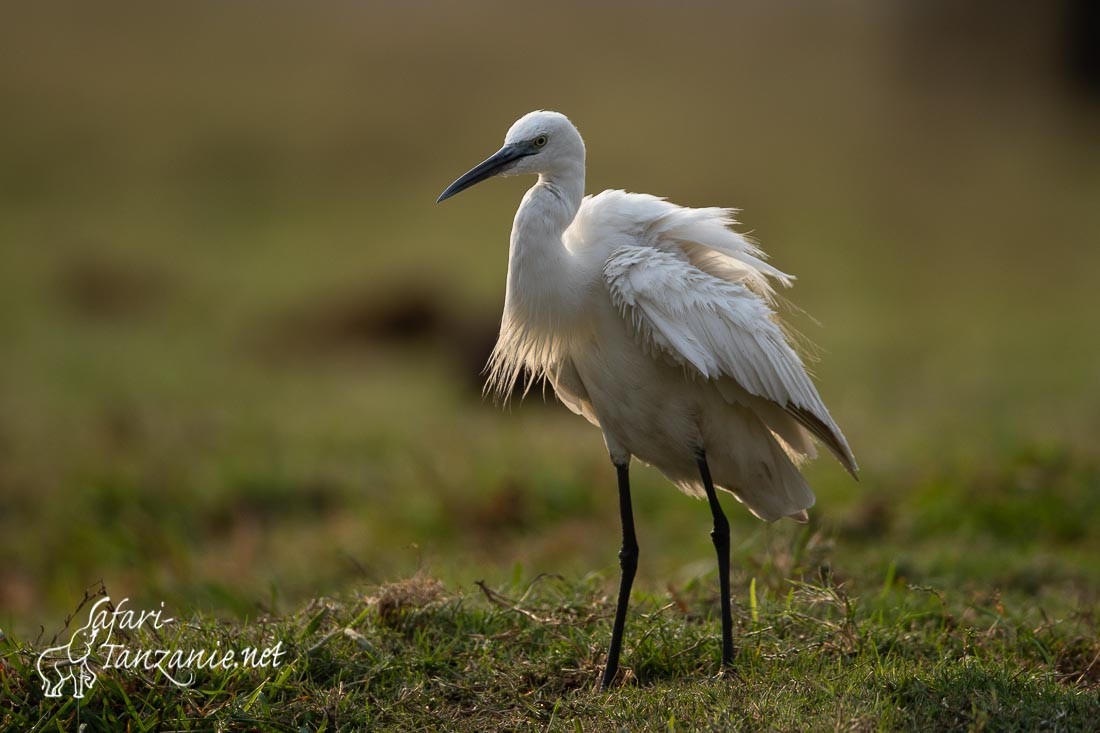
604;243;857;476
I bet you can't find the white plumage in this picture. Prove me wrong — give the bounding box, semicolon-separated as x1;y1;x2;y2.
456;113;856;521
438;110;856;686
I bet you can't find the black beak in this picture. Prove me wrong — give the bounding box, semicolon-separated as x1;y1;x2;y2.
436;143;532;203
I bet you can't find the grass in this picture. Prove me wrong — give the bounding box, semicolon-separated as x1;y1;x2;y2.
2;1;1100;729
4;448;1100;729
4;561;1098;731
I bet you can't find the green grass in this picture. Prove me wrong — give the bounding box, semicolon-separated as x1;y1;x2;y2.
2;2;1100;729
4;566;1098;731
4;447;1100;730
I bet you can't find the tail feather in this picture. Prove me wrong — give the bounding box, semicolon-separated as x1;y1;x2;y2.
669;404;816;522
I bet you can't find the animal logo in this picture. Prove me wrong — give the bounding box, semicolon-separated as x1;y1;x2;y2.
36;597;113;698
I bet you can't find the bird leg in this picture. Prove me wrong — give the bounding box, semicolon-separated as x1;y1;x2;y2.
601;461;638;690
697;451;735;667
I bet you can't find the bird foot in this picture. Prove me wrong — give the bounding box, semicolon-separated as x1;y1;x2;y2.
713;665;744;683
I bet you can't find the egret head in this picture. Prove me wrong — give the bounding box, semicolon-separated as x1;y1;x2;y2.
437;110;585;203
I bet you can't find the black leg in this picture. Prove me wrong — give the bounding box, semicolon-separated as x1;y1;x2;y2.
601;461;638;690
697;451;735;667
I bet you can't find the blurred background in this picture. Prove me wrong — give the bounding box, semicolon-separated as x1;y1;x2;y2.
2;1;1098;635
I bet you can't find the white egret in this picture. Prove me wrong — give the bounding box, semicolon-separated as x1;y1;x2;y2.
437;111;856;690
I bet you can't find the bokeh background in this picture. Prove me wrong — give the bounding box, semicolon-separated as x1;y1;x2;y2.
2;1;1099;636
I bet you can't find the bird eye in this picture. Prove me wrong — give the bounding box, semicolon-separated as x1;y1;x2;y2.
533;135;548;148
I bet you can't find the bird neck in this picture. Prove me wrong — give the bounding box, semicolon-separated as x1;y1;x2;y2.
504;167;585;329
